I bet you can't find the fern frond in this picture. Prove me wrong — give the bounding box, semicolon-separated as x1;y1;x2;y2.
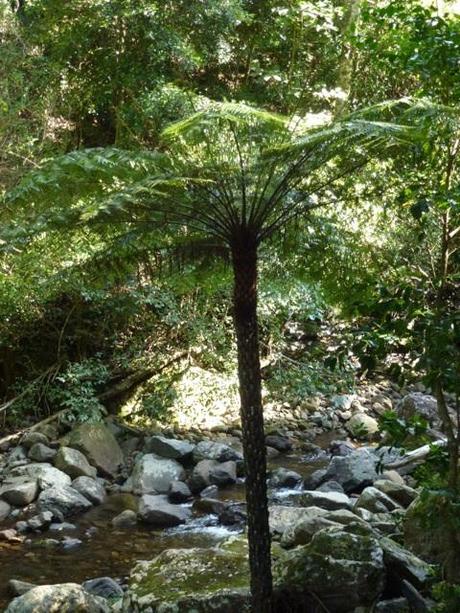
5;148;171;208
265;119;419;157
161;101;288;142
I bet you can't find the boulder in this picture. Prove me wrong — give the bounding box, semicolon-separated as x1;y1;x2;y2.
72;477;106;505
375;598;410;613
8;580;36;597
193;498;226;515
269;505;327;536
82;577;123;600
323;449;378;493
112;509;137;529
138;494;191;527
7;463;71;490
143;436;194;461
329;440;356;456
131;454;186;495
5;583;109;612
20;432;49;450
292;490;352;512
55;447;96;480
281;507;369;547
316;480;344;493
273;525;385;612
374;479;418;508
65;423;123;478
192;441;242;463
346;413;379;439
189;459;219;493
168;481;192;503
219;503;247;526
28;443;56;463
303;468;327;490
0;479;38;506
27;511;53;532
264;434;292;453
37;485;92;517
209;461;237;486
123;541;250;612
0;499;11;521
268;468;302;489
396;393;438;425
381;537;433;589
355;487;402;514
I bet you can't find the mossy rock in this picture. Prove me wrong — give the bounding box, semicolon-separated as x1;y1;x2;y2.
123;539;251;612
273;525;385;612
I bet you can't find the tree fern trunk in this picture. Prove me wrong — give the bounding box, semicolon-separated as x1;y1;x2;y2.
231;236;273;612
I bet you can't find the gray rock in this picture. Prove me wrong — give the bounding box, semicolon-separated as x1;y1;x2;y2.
7;463;71;490
303;468;327;490
329;440;356;456
375;598;410;613
37;485;92;517
374;479;418;508
268;468;302;489
8;579;36;597
269;505;324;536
219;503;247;526
72;477;106;505
200;485;219;499
20;432;49;449
55;447;96;480
62;536;83;550
0;479;39;506
316;480;344;493
49;522;77;532
264;435;292;453
193;498;226;515
192;440;242;463
138;494;191;527
324;449;378;493
168;481;192;503
355;487;402;514
396;393;438;425
346;413;379;439
0;499;11;521
82;577;123;600
27;511;53;532
209;460;237;486
65;423;124;478
281;507;369;547
28;443;56;463
5;583;109;612
274;525;385;612
112;509;137;529
131;453;186;495
381;537;433;589
288;490;352;511
144;436;194;461
189;459;219;493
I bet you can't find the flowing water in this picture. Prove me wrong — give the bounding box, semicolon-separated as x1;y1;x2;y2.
0;433;335;609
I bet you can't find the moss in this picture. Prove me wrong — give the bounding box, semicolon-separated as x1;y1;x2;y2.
130;546;249;604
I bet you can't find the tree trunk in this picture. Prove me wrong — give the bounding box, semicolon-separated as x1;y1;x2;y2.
231;236;273;613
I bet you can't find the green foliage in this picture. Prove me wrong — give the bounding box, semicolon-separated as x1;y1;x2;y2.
433;581;460;612
379;410;430;450
52;357;109;423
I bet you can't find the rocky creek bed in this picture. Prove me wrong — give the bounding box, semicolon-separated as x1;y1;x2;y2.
0;381;451;612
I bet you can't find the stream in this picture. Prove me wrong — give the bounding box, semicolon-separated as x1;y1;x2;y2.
0;437;335;609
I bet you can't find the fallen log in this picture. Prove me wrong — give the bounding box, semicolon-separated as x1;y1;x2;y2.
384;439;448;473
